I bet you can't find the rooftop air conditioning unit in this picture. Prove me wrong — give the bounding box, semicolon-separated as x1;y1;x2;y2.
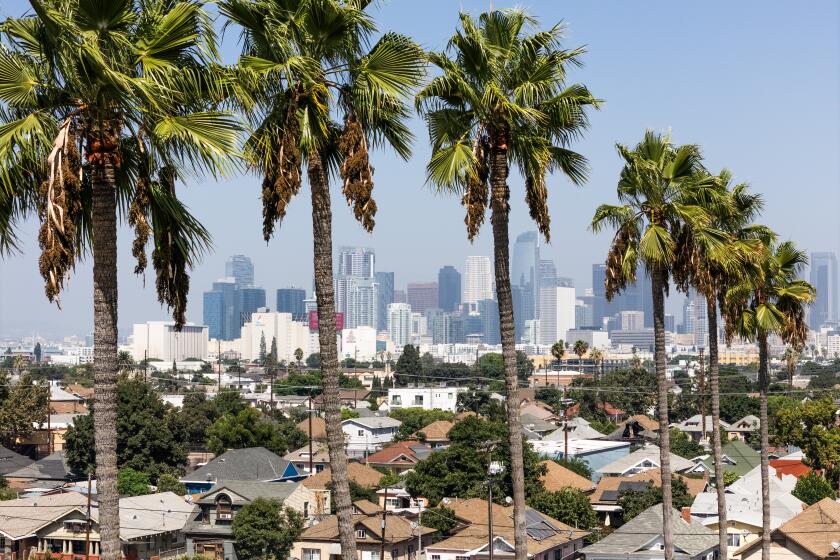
219;513;233;520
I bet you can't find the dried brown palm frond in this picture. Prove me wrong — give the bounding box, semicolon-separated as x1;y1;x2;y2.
605;226;634;301
525;174;550;242
463;138;489;241
151;167;190;329
262;99;303;242
128;157;152;276
38;121;83;305
339;114;376;232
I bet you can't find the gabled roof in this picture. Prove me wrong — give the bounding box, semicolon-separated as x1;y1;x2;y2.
543;418;604;442
539;460;595;493
596;445;694;476
352;499;381;515
119;492;196;541
364;441;431;466
283;441;330;464
302;462;384;490
760;498;840;558
181;447;301;483
415;420;454;442
195;481;301;505
591;471;706;505
768;459;812;479
50;385;83;402
519;403;555;421
675;415;732;433
298;513;434;543
583;506;716;557
702;439;760;476
6;451;75;482
342;416;401;430
296;416;326;440
0;445;34;476
729;414;760;431
0;492;88;540
520;414;557;434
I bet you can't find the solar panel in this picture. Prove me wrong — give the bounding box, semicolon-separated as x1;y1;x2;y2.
525;508;559;541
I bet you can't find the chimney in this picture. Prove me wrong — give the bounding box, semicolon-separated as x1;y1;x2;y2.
681;507;691;524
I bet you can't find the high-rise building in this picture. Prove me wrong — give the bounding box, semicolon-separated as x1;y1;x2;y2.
131;321;208;362
575;297;594;329
237;287;267;326
438;266;462;312
463;256;494;307
511;285;526;341
478;299;500;344
664;314;676;333
591;263;653;329
540;286;575;345
387;303;412;348
337;246;375;277
393;289;407;304
619;310;645;331
375;271;395;332
683;289;709;347
225;255;254;288
511;231;540;323
240;310;313;362
407;282;438;313
344;277;378;329
276;288;307;320
204;278;237;340
810;252;838;329
538;259;558;333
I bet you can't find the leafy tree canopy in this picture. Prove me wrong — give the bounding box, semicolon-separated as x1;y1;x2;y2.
528;487;599;530
0;371;48;448
666;429;705;459
390;408;455;440
231;498;304;560
419;506;459;536
156;473;187;495
774;398;840;472
118;468;151;497
395;345;423;387
206;407;306;457
552;457;592;480
792;472;837;505
618;477;693;522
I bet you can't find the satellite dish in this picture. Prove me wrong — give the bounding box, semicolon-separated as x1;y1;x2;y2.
504;496;513;505
831;541;840;551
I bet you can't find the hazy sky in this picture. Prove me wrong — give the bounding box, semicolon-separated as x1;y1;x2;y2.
1;0;839;339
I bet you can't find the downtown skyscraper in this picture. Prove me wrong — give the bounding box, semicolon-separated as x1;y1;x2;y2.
463;256;494;307
203;256;266;340
810;252;838;329
438;266;461;312
335;246;378;330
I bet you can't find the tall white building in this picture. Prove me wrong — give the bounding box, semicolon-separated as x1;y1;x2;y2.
337;246;376;277
340;326;378;361
345;277;378;329
619;310;645;331
387;303;412;348
131;321;208;362
540;286;576;345
683;289;709;347
240;310;313;362
463;256;494;306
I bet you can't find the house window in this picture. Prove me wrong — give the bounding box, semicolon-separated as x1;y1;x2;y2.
391;395;402;405
302;549;321;560
726;533;742;547
431;556;441;560
357;529;366;539
216;495;233;522
358;429;365;437
456;557;469;560
303;501;309;518
414;395;424;406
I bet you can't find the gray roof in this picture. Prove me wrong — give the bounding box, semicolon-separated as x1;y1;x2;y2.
582;505;717;558
675;415;732;433
520;414;557;433
596;445;694;475
342;417;401;429
181;447;298;483
0;445;34;476
119;492;196;541
195;481;301;505
6;451;76;481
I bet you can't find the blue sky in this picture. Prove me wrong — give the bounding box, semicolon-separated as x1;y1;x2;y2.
1;0;838;338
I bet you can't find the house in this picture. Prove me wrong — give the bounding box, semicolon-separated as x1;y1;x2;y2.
690;464;804;557
313;389;373;409
733;497;840;560
596;402;626;422
538;460;596;494
0;491;195;560
530;438;631;480
364;441;433;473
727;415;760;441
290;512;436;560
520;414;559;439
0;445;33;477
414;420;455;448
543;417;604;442
180;447;306;494
519;401;556;421
596;444;695;479
298;416;327;440
185;481;328;560
674;415;733;443
581;505;719;560
352;499;382;515
5;451;78;491
49;384;87;414
341;417;401;458
768;458;812;480
376;484;428;513
25;413;84;455
284;441;331;475
245;393;312;412
590;471;707;527
386;387;465;413
425;497;589;560
603;415;660;443
303;462;384;491
685;440;760;480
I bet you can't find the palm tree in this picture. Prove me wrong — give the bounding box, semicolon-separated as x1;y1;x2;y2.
674;172;768;557
725;242;815;560
551;340;566;366
220;1;423;555
782;347;799;393
592;131;725;560
589;347;603;381
573;340;589;373
416;12;599;556
0;3;239;557
294;347;304;367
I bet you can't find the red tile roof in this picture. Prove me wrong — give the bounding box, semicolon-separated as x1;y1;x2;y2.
364;441;430;467
769;459;814;479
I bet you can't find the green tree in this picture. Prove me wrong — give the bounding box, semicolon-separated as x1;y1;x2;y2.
395;345;423;387
618;477;693;522
774;398;840;473
0;372;48;448
390;408;455;440
118;468;151;497
528;488;598;530
222;1;423;556
667;429;705;460
573;340;589;373
726;241;815;560
792;472;837;505
294;348;304;367
258;333;267;366
722;470;740;487
592;131;725;557
0;477;17;501
305;353;320;370
417;11;599;558
0;3;240;556
232;498;304;560
33;343;42;364
156;473;186;495
551;341;566;365
206;408;306;457
419;506;459;536
552;457;592;480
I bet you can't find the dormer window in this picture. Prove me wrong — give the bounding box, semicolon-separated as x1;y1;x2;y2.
216;494;233;521
356;528;366;539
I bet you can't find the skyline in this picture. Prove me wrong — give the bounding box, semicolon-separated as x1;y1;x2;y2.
1;0;839;338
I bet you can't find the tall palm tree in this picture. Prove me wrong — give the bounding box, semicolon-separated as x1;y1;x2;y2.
725;241;815;560
0;2;238;558
674;172;769;557
220;1;423;555
589;346;603;381
417;12;598;556
573;339;588;373
592;131;726;560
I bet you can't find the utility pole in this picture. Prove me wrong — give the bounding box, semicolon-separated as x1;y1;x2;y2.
308;395;314;476
698;348;706;445
46;384;52;456
416;499;423;560
144;349;148;383
482;441;503;560
84;473;92;560
380;485;389;560
217;340;221;392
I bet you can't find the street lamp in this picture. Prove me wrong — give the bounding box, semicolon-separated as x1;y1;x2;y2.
486;457;504;560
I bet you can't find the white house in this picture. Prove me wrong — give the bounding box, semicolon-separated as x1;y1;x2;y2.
341;417;401;458
386;386;466;413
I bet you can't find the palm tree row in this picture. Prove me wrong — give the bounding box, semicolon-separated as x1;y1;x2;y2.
0;4;814;560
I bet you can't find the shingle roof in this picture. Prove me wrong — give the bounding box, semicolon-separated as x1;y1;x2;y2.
676;415;732;433
352;499;381;515
596;444;694;475
302;462;384;490
195;481;301;505
416;420;454;442
6;451;75;481
298;513;434;543
543;418;604;442
296;416;326;440
729;414;760;431
702;440;760;476
0;445;33;476
741;498;840;559
283;441;330;463
582;505;717;557
119;492;196;541
591;471;706;505
0;492;88;539
364;441;431;466
768;459;812;479
342;417;401;430
181;447;300;482
539;461;595;493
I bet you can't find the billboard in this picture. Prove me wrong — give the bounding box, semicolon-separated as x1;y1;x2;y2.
309;311;344;332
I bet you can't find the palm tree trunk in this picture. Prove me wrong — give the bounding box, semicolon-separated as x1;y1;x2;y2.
707;299;727;558
758;332;770;560
651;267;673;560
489;138;527;560
308;150;356;559
91;158;120;560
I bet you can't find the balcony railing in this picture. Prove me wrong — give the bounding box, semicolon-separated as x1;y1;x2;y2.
28;553;100;560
